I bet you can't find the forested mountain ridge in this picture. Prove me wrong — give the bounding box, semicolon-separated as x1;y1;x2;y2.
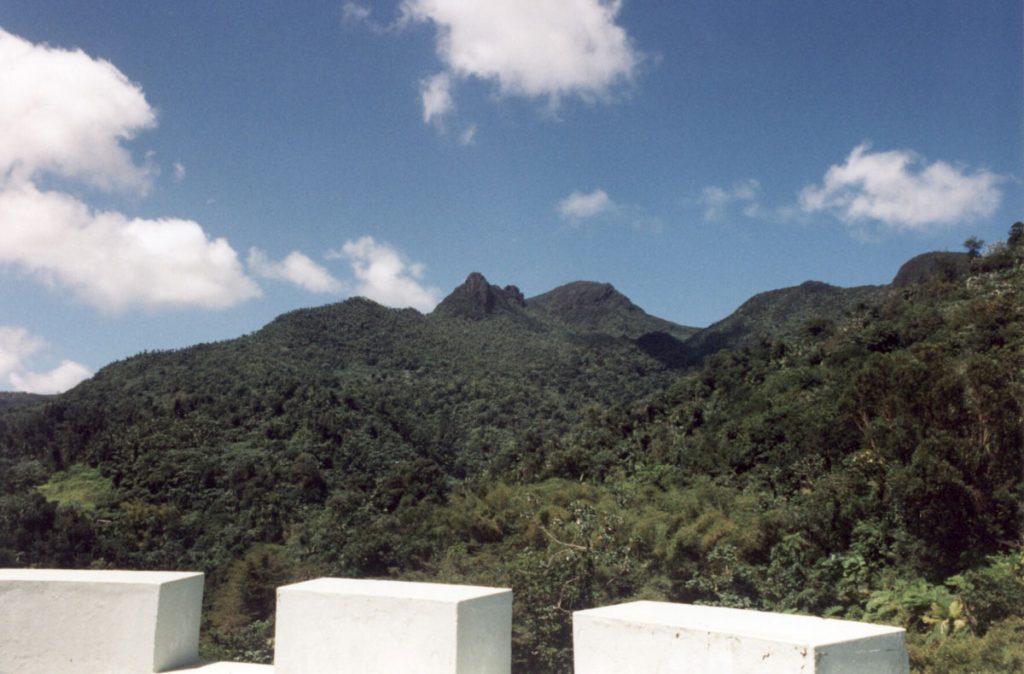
1;228;1022;672
19;286;684;482
526;279;698;341
0;392;49;412
677;281;887;366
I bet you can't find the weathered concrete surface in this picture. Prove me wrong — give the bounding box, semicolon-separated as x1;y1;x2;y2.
0;568;204;674
574;601;909;674
274;578;512;674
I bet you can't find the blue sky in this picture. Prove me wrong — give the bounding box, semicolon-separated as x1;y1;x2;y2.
0;0;1020;392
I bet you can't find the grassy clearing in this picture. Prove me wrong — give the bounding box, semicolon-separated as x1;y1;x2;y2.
37;465;116;511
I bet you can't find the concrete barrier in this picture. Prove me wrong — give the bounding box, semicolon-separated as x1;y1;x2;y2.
1;568;913;674
0;568;204;674
573;600;909;674
273;578;512;674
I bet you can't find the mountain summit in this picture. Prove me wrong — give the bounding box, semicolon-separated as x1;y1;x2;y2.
433;273;698;339
432;272;527;320
528;281;696;340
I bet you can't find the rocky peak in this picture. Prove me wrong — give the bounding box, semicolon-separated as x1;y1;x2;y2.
433;273;527;320
503;285;526;307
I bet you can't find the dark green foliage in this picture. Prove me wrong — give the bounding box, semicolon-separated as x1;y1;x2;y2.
963;236;985;258
1;231;1022;671
0;392;50;412
1009;222;1024;248
635;331;690;368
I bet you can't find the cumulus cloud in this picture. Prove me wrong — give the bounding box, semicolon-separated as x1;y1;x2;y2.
328;236;441;312
556;189;663;232
700;179;763;222
0;28;262;313
173;161;186;182
0;326;91;393
0;326;43;380
10;360;92;394
0;27;156;193
0;182;261;312
248;248;345;294
558;188;615;220
799;144;1003;230
401;0;640;122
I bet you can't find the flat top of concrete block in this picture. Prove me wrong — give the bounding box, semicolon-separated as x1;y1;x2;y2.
0;568;202;585
169;662;274;673
576;601;904;646
279;578;510;603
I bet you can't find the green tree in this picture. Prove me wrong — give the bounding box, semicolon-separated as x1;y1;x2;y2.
1008;222;1023;247
963;236;984;258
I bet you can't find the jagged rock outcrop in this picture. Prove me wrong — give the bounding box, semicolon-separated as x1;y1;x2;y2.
432;272;528;320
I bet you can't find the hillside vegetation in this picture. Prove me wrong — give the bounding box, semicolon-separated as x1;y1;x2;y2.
1;225;1022;672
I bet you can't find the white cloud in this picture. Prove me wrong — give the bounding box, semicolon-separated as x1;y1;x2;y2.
799;144;1003;230
0;182;261;312
0;326;91;393
173;161;186;182
557;188;664;232
0;326;43;380
700;179;763;222
341;2;397;34
402;0;640;121
328;236;441;312
342;2;371;24
421;72;454;125
10;360;92;394
248;248;345;294
558;188;615;220
0;29;262;313
0;27;156;193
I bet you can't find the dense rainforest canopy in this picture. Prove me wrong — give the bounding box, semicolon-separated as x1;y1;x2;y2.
1;225;1022;673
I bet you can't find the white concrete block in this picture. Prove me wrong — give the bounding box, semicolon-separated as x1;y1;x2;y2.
573;601;909;674
274;578;512;674
0;568;204;674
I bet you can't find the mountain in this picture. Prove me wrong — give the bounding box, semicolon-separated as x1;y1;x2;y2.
9;277;686;486
0;269;900;482
526;281;697;341
0;271;895;480
433;273;698;342
4;235;1021;673
678;280;887;366
432;272;528;320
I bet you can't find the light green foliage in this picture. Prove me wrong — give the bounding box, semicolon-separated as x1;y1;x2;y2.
36;464;116;511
